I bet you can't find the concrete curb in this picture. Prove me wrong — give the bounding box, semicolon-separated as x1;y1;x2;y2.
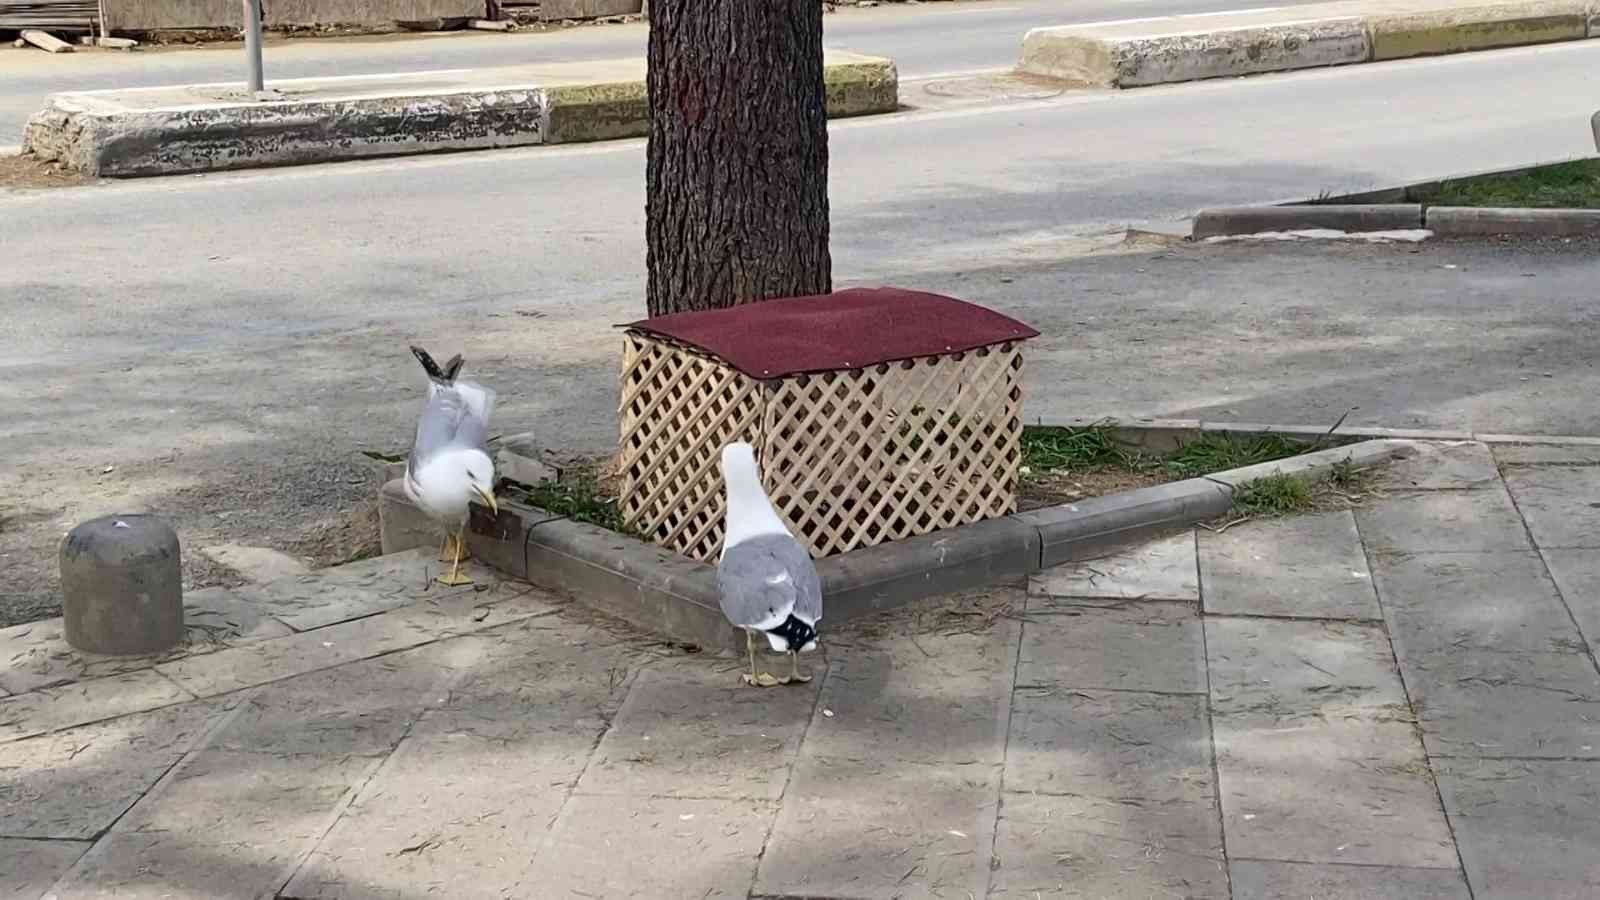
1018;0;1599;89
375;429;1436;652
1043;415;1600;447
1192;204;1424;239
1191;202;1600;239
1427;206;1600;236
22;51;898;178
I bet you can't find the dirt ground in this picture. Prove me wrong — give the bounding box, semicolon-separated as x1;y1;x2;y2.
0;153;89;190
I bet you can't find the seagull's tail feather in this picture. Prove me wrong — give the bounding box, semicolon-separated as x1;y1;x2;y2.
410;345;463;385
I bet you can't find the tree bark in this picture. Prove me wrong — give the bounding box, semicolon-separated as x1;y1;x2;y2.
645;0;832;317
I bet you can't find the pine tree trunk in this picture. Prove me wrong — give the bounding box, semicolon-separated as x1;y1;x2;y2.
645;0;832;317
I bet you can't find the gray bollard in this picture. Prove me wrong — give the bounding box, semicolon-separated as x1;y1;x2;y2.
60;514;184;656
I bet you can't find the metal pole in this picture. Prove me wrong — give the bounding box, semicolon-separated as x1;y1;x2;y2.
244;0;264;93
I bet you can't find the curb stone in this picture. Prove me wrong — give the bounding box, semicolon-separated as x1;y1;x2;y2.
1192;205;1424;240
1426;206;1600;236
376;431;1441;651
22;52;898;178
1192;203;1600;239
1019;0;1600;90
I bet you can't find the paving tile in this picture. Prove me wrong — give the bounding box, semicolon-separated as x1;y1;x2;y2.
1007;689;1214;815
207;647;462;757
537;795;772;899
1493;443;1600;466
582;664;818;801
802;624;1017;764
284;629;641;899
0;589;291;696
1214;717;1457;868
1503;465;1600;549
1356;487;1533;554
157;587;551;697
755;754;997;899
1230;860;1470;899
0;669;194;744
50;749;379;899
47;830;313;900
0;838;91;898
1206;619;1410;721
1437;758;1600;899
110;747;375;841
1199;510;1379;619
1371;551;1600;759
236;547;508;632
1542;548;1600;656
990;791;1228;899
1376;441;1501;491
283;726;588;900
0;699;223;839
1030;532;1198;601
1207;619;1457;869
1018;599;1205;693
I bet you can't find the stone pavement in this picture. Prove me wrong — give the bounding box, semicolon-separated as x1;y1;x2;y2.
4;439;1600;899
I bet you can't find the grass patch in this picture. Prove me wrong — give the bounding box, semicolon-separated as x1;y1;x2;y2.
1231;473;1316;516
1164;432;1309;478
506;462;632;535
1017;425;1320;510
1429;159;1600;209
1021;424;1144;472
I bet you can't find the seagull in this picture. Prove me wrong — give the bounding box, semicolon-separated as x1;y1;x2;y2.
716;441;822;688
403;345;498;586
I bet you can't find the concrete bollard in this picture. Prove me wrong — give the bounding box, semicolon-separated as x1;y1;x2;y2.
60;514;184;656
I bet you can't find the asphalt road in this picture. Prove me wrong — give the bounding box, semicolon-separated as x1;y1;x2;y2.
0;0;1340;143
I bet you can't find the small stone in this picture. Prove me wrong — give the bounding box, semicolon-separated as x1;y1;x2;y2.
494;431;557;485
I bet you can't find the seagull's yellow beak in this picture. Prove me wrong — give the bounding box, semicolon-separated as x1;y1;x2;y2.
473;485;499;515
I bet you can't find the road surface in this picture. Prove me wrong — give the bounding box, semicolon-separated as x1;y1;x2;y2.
0;0;1340;143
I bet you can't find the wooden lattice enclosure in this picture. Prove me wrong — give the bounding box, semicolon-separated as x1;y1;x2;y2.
617;288;1038;562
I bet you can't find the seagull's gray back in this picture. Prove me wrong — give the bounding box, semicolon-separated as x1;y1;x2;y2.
408;380;494;478
717;533;822;628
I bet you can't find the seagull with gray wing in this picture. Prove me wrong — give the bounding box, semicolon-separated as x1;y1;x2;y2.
403;345;499;586
717;441;822;687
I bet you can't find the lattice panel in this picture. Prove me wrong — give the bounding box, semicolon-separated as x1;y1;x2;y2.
761;344;1024;557
619;332;1026;563
618;334;765;561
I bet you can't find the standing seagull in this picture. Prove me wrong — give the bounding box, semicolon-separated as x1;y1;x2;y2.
717;441;822;687
403;345;498;586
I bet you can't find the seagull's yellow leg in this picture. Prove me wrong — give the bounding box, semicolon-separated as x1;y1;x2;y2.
741;631;781;688
438;532;455;563
436;526;474;586
785;651;813;685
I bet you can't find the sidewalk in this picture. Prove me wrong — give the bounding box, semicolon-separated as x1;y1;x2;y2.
5;439;1598;898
